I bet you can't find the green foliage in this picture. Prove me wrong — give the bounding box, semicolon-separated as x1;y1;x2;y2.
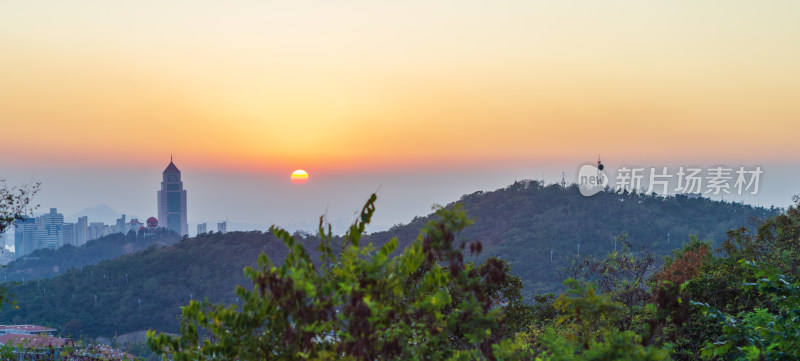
0;180;39;234
0;180;39;314
148;195;529;360
536;279;669;361
367;182;778;296
0;181;791;360
0;231;282;338
693;261;800;360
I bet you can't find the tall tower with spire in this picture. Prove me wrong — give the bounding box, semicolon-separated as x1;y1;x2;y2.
157;156;188;236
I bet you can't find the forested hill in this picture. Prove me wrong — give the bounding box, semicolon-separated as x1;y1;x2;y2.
0;180;780;338
364;181;780;295
0;230;180;282
0;231;297;338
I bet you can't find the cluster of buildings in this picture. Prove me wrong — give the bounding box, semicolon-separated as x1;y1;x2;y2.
13;158;195;259
0;324;62;347
13;210;158;258
197;221;227;235
9;158;232;259
0;324;133;359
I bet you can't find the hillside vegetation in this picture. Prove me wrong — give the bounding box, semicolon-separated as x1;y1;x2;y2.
366;181;779;295
1;229;180;282
0;231;300;337
0;181;779;340
149;192;800;360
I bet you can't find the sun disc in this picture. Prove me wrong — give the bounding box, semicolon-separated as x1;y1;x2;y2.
291;169;309;184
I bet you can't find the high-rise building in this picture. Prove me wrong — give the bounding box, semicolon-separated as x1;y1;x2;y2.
39;208;64;249
76;216;88;246
63;223;76;246
115;214;127;234
88;222;104;241
197;223;207;235
157;157;188;236
14;216;37;258
217;221;227;234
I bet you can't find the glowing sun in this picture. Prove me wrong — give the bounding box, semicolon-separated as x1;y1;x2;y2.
291;169;309;184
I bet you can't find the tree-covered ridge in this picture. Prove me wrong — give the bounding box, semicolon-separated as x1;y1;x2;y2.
149;195;535;360
0;229;181;282
367;181;779;295
149;194;800;360
0;180;778;343
0;231;300;338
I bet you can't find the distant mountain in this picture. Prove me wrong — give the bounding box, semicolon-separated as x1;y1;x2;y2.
0;180;782;338
65;204;123;224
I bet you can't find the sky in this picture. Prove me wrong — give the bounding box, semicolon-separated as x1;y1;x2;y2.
2;1;799;235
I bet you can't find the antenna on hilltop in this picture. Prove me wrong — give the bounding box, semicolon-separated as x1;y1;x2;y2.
597;155;605;186
561;172;567;188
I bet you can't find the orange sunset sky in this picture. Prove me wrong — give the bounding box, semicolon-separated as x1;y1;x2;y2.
2;1;799;232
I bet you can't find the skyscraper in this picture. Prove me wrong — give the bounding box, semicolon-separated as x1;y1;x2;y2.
115;214;127;234
76;216;88;246
14;216;37;258
63;223;76;246
88;222;104;241
39;208;64;249
158;157;188;236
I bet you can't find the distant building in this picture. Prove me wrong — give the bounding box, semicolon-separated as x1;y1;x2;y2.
115;214;127;234
14;216;37;258
128;218;143;233
0;325;56;336
217;221;227;234
13;209;66;257
62;223;76;246
88;222;104;241
197;223;207;234
76;216;88;246
38;208;64;249
0;325;63;348
103;224;114;237
157;157;188;236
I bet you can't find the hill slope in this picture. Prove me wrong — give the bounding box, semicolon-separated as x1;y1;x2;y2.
366;181;779;295
0;230;180;282
0;231;295;337
0;181;780;337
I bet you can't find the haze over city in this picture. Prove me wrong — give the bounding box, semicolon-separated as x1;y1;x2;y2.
3;1;799;233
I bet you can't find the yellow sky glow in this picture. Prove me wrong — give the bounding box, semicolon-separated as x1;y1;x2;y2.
2;1;799;173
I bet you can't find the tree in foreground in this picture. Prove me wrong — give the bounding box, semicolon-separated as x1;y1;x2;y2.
0;180;39;234
0;180;39;308
148;194;532;360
